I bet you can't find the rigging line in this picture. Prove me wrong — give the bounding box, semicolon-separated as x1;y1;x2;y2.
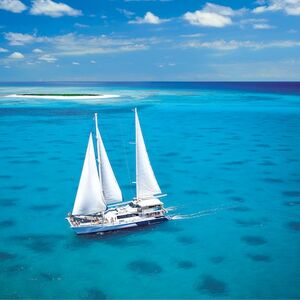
118;116;135;198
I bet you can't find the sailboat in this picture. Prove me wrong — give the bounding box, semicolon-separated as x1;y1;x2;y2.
66;108;169;234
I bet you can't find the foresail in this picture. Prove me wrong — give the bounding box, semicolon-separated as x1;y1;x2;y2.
96;126;123;204
72;133;106;215
135;108;162;199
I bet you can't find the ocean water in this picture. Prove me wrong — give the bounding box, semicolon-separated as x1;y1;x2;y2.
0;82;300;299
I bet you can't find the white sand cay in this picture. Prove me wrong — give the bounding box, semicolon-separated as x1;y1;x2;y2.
5;94;120;100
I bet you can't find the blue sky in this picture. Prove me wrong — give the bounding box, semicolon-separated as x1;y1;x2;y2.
0;0;300;81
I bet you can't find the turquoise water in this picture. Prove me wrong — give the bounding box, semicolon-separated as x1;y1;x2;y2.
0;83;300;299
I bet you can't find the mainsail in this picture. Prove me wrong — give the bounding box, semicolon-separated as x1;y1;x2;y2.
95;113;123;204
135;108;162;199
72;133;106;215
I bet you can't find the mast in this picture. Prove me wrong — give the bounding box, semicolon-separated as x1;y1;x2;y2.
135;108;162;200
95;113;123;204
135;108;139;200
94;113;102;185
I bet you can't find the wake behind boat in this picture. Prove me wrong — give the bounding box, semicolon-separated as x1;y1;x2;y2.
66;108;169;234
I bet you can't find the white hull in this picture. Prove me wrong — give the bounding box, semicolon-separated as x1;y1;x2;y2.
67;215;169;235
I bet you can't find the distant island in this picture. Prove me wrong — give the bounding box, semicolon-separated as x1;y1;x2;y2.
5;93;120;99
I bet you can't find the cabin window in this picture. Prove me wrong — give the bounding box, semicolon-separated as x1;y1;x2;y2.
117;214;138;219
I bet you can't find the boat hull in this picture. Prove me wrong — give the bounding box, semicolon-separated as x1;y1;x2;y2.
71;216;169;235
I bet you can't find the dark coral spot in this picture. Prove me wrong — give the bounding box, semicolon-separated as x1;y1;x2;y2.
224;161;247;166
36;187;49;192
82;288;107;299
259;160;277;166
286;221;300;232
0;220;16;228
263;178;284;184
229;196;244;203
210;256;225;264
8;185;27;190
0;175;12;179
235;218;265;227
0;251;15;261
0;198;18;207
177;236;196;244
282;191;300;198
11;234;64;253
164;152;178;157
5;264;27;273
128;260;162;275
185;190;200;195
39;272;62;281
197;275;227;295
256;143;270;148
29;204;60;211
219;189;235;195
247;254;271;262
284;201;300;207
177;260;196;269
241;235;267;246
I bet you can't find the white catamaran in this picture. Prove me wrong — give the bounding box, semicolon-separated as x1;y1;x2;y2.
66;108;169;234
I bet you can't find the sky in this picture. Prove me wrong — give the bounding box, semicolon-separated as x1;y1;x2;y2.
0;0;300;81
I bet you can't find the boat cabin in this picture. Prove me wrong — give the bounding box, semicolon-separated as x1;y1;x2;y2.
137;198;163;211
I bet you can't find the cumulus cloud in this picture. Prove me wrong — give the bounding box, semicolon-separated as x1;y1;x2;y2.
72;61;80;65
129;11;168;24
8;51;24;59
183;11;232;27
253;0;300;16
38;54;57;62
74;23;90;28
116;8;135;18
0;47;8;52
183;3;245;28
0;0;26;13
182;39;300;50
33;48;43;53
4;32;42;45
30;0;82;17
253;23;274;29
4;32;154;56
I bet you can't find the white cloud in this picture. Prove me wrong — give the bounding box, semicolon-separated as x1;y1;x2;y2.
33;48;43;53
253;0;300;16
0;47;8;52
72;61;80;65
8;51;24;59
180;33;205;38
3;32;154;56
4;32;42;45
253;23;274;29
182;39;300;50
30;0;82;17
129;11;168;24
117;8;135;18
183;11;232;27
38;54;57;62
202;2;247;16
74;22;89;28
183;3;246;28
0;0;26;13
90;60;96;64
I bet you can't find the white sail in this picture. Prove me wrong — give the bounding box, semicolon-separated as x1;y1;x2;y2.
95;113;123;204
135;108;162;199
72;133;106;215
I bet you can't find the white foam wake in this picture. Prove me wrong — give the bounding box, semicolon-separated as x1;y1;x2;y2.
5;94;120;100
170;206;228;220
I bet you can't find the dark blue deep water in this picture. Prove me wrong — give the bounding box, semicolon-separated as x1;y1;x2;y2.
0;82;300;299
